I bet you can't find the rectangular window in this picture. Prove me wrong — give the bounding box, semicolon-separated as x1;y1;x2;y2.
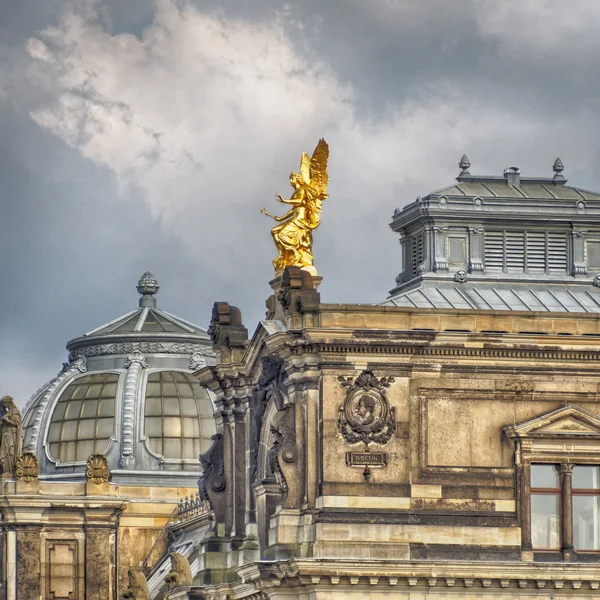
573;465;600;551
531;464;560;550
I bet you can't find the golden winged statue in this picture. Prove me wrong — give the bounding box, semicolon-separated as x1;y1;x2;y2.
261;138;329;274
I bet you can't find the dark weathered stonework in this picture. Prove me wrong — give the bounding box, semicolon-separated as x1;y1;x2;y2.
199;433;226;514
16;528;41;599
85;528;116;600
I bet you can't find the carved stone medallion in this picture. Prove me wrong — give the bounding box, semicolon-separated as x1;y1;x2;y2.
337;370;396;450
15;451;40;482
86;453;110;484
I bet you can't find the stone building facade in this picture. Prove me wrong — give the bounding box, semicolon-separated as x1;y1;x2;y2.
155;160;600;599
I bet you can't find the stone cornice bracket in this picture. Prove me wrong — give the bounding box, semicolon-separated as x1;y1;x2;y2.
207;302;248;364
121;352;147;468
199;433;227;525
270;266;321;327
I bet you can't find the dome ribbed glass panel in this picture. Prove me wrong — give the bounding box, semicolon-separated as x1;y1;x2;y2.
144;371;215;460
23;392;47;449
47;373;118;463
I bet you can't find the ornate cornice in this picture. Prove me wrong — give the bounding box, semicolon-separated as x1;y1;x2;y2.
187;558;600;598
286;340;600;363
69;341;214;360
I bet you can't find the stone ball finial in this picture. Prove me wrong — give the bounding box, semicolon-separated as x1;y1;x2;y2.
458;154;471;176
137;272;159;307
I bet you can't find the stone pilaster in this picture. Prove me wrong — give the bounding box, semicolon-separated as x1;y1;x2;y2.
16;527;41;600
85;528;117;600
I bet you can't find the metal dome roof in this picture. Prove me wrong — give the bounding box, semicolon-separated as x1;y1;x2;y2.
66;272;211;361
22;273;216;486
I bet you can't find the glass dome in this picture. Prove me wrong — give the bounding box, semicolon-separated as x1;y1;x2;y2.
144;371;215;460
46;373;118;463
21;273;216;485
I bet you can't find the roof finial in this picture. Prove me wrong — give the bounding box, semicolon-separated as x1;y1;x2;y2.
137;272;159;307
553;157;565;182
458;154;471;177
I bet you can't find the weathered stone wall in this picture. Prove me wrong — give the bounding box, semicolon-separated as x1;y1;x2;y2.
86;528;116;600
16;528;40;599
118;526;169;593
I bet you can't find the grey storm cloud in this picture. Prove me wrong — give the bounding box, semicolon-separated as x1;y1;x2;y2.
2;0;600;405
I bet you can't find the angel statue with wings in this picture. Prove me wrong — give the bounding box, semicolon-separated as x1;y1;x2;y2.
261;138;329;274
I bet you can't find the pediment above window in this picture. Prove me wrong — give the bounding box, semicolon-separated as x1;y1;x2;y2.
505;405;600;440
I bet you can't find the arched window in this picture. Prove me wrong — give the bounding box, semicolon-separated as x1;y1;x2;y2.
47;373;118;463
144;371;215;460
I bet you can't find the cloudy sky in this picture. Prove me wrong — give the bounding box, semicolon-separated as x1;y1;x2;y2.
2;0;600;405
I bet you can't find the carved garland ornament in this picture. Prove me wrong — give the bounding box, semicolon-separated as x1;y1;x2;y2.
337;370;396;450
15;451;40;482
86;453;110;484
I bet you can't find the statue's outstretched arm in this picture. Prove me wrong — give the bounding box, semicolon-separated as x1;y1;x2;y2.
261;207;295;222
276;194;302;206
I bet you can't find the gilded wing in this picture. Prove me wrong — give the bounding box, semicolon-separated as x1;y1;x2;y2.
299;152;311;185
309;138;329;198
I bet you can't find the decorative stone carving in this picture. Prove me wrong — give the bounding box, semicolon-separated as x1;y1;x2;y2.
68;342;213;361
123;570;150;600
337;370;396;450
121;352;147;468
276;266;320;314
207;302;248;349
199;433;225;515
251;356;288;488
454;269;468;283
85;453;110;484
189;352;208;370
15;451;39;482
268;404;297;495
594;275;600;287
0;396;23;478
165;552;192;590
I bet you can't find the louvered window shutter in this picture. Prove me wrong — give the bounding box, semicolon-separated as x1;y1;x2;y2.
484;231;504;271
411;233;424;277
526;232;546;272
547;233;567;273
505;232;525;270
